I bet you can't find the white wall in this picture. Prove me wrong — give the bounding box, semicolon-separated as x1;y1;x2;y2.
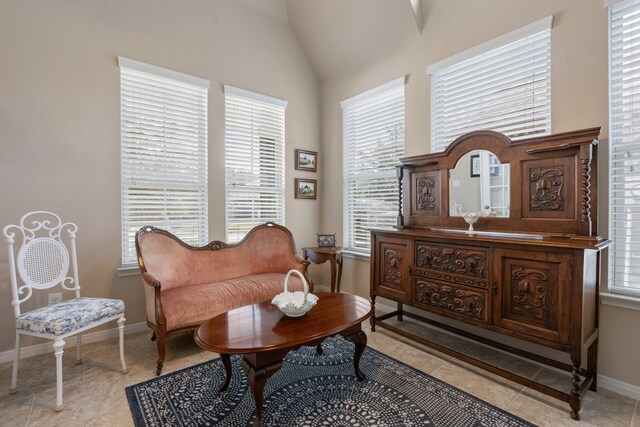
320;0;640;389
0;0;320;351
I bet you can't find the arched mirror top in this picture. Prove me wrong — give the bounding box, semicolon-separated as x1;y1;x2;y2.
396;127;602;238
443;130;512;167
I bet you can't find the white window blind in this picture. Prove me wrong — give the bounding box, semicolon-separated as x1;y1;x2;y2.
609;0;640;295
119;57;210;266
429;16;553;153
342;77;405;254
224;85;286;243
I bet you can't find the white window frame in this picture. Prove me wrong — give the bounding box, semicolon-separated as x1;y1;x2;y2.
224;85;286;244
342;77;405;255
118;57;210;269
428;16;553;153
604;0;640;309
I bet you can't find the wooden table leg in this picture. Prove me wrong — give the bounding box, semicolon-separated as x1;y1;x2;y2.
329;256;337;293
336;252;343;293
219;353;232;391
345;329;367;381
241;358;283;427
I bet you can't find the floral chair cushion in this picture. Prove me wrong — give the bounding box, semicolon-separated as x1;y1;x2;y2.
15;297;125;336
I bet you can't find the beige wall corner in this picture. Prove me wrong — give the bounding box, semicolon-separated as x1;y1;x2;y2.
0;0;320;352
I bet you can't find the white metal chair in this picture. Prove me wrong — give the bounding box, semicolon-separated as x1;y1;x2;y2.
3;211;127;411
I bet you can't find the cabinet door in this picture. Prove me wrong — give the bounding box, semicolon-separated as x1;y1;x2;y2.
493;248;572;344
372;235;412;302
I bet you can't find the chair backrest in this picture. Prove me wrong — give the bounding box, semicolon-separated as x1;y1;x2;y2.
3;211;81;317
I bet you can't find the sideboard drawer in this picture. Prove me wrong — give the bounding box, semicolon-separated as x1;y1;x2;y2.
413;278;490;324
414;241;489;289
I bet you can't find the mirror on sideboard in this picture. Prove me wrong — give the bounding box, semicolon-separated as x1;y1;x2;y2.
449;150;510;218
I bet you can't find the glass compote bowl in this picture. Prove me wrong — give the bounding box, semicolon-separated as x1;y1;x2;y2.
461;212;481;235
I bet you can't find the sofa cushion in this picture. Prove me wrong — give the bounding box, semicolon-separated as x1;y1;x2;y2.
161;273;304;330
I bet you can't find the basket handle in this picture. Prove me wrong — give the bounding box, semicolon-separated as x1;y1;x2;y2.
284;269;309;303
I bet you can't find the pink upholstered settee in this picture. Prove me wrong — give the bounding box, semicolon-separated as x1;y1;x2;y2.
135;222;312;375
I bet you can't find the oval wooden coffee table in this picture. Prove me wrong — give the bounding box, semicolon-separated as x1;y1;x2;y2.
194;292;373;427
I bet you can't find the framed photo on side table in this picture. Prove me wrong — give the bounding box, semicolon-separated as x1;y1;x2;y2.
317;234;336;247
295;178;317;199
295;149;317;172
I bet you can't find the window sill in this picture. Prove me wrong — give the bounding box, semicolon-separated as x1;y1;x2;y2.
342;250;371;261
117;265;140;277
600;291;640;311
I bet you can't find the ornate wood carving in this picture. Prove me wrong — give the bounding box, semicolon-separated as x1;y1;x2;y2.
383;248;404;289
203;241;230;251
414;280;486;321
511;267;550;321
530;167;565;211
411;171;440;216
416;177;437;211
581;158;592;222
415;243;487;278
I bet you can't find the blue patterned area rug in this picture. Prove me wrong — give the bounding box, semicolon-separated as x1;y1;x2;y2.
126;337;535;426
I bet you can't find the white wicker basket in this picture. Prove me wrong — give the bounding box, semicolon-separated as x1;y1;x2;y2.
271;269;318;317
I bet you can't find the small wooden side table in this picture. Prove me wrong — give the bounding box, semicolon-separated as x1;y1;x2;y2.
302;246;343;293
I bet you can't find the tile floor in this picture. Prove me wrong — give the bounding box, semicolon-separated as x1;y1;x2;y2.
0;316;638;427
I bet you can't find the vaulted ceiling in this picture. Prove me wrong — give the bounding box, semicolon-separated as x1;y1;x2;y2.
238;0;424;82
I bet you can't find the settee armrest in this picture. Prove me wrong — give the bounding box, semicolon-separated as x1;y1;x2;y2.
142;271;162;288
140;271;167;334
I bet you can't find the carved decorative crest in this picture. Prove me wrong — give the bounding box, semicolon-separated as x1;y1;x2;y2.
203;241;230;251
511;267;550;320
383;248;403;289
530;167;565;211
416;177;436;211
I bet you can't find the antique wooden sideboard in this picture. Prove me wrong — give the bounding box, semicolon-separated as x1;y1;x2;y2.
370;128;610;420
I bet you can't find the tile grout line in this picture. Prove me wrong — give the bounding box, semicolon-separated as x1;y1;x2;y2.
504;366;540;412
24;395;35;427
630;399;639;427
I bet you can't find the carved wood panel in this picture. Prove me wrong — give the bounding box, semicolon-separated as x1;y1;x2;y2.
493;248;571;344
511;267;551;323
375;237;411;301
530;166;565;211
414;242;488;288
410;171;441;217
414;279;488;322
522;157;576;220
383;248;404;290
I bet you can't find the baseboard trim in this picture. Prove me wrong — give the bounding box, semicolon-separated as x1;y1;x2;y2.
598;374;640;400
0;321;148;364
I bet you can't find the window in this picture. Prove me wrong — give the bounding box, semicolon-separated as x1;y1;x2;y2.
342;77;405;254
119;57;209;266
609;0;640;295
224;85;286;243
429;16;553;153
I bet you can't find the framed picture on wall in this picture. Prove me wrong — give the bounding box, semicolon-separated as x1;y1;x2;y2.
295;149;318;172
470;154;480;177
295;178;317;199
